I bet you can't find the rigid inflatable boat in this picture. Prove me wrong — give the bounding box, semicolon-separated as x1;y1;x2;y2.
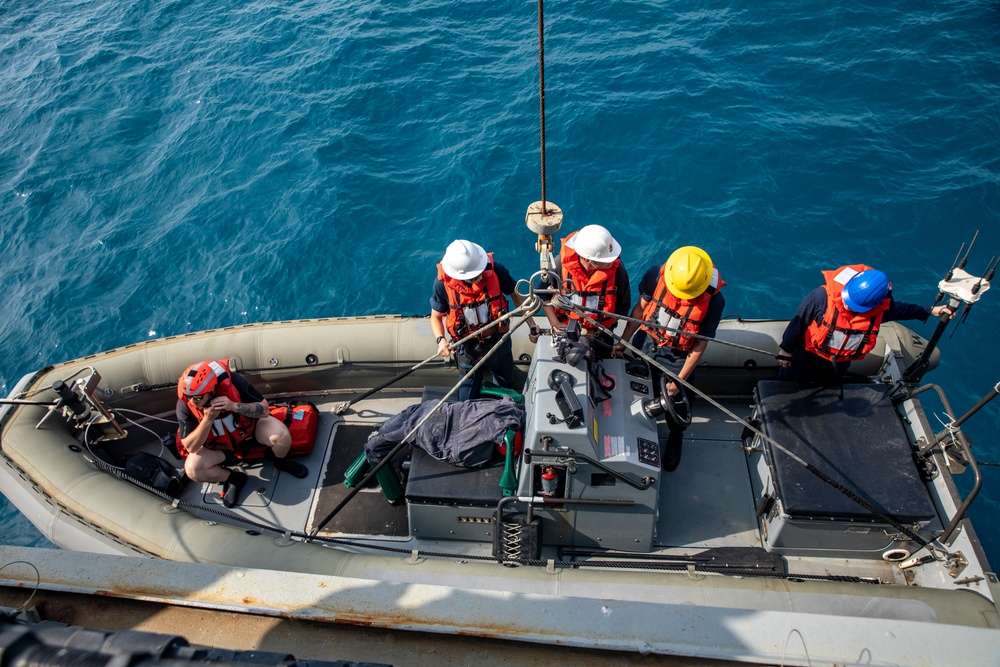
2;280;999;664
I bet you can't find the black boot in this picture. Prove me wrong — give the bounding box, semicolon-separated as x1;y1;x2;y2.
221;470;248;508
273;456;308;479
662;429;683;472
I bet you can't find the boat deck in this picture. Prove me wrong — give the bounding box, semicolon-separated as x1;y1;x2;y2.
123;389;900;585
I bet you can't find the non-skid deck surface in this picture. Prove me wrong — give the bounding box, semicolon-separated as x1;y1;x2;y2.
654;401;761;549
308;422;408;537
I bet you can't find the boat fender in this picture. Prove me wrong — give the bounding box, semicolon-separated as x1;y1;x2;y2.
123;452;185;498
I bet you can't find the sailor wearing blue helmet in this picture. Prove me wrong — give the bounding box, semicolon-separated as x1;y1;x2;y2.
778;264;954;383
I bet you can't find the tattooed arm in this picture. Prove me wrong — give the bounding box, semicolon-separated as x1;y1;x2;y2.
233;399;269;419
208;395;270;419
204;371;271;420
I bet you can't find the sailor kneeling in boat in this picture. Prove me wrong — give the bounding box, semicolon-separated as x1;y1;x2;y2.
431;240;538;401
541;224;631;357
613;246;726;472
777;265;954;384
176;359;308;507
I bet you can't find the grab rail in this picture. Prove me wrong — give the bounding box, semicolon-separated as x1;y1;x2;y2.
524;448;654;491
906;382;986;546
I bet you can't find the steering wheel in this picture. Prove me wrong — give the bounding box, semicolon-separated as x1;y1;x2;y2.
658;373;692;429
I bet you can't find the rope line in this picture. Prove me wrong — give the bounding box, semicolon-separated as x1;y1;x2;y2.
130;358;455;392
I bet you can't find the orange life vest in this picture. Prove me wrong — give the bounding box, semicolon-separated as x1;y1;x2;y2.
436;253;509;341
556;232;620;329
641;266;726;352
177;359;256;456
804;264;891;362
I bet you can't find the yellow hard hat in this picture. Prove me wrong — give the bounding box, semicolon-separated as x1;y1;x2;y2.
663;246;713;299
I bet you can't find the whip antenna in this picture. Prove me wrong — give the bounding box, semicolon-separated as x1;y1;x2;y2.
903;231;993;383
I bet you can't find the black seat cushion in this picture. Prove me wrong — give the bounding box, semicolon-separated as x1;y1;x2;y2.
406;446;506;506
756;381;935;522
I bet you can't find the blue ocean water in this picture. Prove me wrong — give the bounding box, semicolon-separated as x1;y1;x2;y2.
1;1;998;559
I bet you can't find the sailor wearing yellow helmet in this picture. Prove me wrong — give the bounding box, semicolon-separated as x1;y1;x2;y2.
613;246;726;471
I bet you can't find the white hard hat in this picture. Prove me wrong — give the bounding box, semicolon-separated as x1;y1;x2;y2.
441;240;489;280
569;225;621;262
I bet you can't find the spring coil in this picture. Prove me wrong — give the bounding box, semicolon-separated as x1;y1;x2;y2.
501;519;524;564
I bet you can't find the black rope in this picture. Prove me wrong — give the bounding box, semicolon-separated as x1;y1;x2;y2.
804;463;930;548
302;535;882;584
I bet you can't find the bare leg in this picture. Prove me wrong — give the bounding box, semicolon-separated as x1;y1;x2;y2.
254;415;308;479
183;447;229;483
254;416;292;458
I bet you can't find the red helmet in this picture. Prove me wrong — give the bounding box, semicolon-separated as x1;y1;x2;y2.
178;361;219;399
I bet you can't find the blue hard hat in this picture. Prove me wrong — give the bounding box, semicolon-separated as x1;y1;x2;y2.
842;270;890;313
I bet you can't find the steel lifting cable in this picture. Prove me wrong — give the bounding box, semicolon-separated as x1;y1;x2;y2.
446;297;537;376
555;299;805;364
559;299;936;551
128;305;539;394
69;301;546;540
83;375;898;580
218;305;538;378
536;0;547;214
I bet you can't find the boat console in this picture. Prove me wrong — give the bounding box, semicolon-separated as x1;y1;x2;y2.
511;329;663;553
402;324;669;555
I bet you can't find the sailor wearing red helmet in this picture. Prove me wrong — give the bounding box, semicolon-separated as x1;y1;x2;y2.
778;265;954;383
176;359;308;507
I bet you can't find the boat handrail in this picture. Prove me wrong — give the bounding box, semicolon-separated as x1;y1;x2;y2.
523;448;654;491
907;382;987;546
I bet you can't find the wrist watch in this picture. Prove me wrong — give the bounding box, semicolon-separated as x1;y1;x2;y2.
435;336;445;344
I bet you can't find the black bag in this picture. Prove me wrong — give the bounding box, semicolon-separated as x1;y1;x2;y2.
124;452;186;497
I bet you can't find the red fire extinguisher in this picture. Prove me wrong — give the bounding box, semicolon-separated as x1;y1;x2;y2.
540;466;559;498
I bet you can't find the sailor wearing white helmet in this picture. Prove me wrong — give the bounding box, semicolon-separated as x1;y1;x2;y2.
541;224;631;356
430;240;538;400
